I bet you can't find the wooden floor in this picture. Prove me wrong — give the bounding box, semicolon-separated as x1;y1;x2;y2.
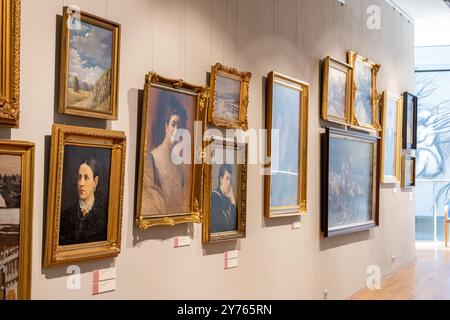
353;242;450;300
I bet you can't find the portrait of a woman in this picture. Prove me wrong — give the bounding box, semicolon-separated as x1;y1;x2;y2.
141;88;193;216
59;157;108;246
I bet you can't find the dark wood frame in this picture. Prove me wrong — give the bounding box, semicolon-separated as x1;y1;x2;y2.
401;155;416;189
402;92;418;150
321;127;380;238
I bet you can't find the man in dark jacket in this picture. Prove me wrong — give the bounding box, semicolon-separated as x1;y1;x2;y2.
211;164;237;233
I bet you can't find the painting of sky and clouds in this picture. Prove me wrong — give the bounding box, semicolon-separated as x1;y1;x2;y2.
68;21;113;112
384;97;398;177
213;75;241;122
354;59;373;125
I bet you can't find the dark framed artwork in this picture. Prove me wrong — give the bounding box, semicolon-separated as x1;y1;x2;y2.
59;6;120;120
265;71;309;218
402;92;418;150
0;140;34;300
401;155;416;188
136;72;209;229
321;127;380;237
203;138;247;243
44;124;126;267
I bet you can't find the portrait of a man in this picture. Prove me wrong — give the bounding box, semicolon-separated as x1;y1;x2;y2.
59;146;111;246
210;164;238;233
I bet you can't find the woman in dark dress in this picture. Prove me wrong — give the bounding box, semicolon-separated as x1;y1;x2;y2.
59;158;107;246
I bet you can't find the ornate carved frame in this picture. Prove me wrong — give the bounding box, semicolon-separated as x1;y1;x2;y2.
208;63;252;130
136;72;209;229
0;0;21;128
202;138;248;243
44;124;126;267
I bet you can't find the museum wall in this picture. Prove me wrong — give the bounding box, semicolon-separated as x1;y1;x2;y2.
9;0;414;299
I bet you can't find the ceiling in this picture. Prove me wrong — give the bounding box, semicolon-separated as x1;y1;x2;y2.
390;0;450;46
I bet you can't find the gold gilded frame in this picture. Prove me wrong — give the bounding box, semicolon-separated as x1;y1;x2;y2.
321;56;352;125
136;72;209;229
59;7;120;120
0;0;20;128
44;124;126;267
401;155;416;189
0;140;34;300
202;138;248;243
264;71;308;218
380;91;403;183
208;63;252;130
347;50;381;133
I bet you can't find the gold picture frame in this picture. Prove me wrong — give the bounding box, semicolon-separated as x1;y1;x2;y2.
0;0;21;128
401;155;416;189
347;50;381;133
0;140;34;300
321;56;352;125
380;91;403;183
44;124;126;267
136;72;209;229
208;63;252;130
264;72;308;218
59;7;120;120
203;138;248;243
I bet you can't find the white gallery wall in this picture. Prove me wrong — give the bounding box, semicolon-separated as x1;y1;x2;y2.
6;0;414;299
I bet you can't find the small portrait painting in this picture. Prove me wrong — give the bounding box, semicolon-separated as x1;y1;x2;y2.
59;146;111;246
141;86;195;217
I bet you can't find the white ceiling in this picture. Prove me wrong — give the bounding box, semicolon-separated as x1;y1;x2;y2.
390;0;450;46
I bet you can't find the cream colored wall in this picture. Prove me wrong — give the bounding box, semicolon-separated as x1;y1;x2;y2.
7;0;414;299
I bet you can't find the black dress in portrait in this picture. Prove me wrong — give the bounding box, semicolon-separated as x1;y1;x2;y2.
59;201;108;246
210;188;237;233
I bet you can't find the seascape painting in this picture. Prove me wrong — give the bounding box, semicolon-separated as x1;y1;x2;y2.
213;74;241;122
354;59;373;125
384;97;398;177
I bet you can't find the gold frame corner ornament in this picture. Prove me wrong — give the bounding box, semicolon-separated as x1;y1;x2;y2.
0;0;21;128
208;63;252;131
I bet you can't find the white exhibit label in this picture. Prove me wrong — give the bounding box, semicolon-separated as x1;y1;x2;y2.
393;188;398;194
92;279;116;295
224;258;239;270
224;250;238;260
292;221;301;229
174;236;192;248
409;192;413;202
93;267;116;282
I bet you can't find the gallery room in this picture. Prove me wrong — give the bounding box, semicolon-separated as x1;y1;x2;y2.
0;0;449;303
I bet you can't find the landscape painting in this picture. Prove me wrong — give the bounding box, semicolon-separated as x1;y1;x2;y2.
213;74;241;123
354;59;373;125
381;93;401;183
327;67;347;120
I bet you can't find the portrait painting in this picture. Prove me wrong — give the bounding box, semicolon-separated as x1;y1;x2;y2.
0;141;34;300
265;72;308;218
136;72;208;229
348;51;381;132
59;7;120;119
402;155;416;189
322;128;379;237
0;0;21;127
403;92;418;150
203;138;247;243
44;125;126;267
208;63;252;130
381;92;402;183
322;57;352;125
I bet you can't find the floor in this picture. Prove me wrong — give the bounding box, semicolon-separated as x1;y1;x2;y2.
353;241;450;300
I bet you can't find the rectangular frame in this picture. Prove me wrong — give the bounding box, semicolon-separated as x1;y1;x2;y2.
208;63;252;130
136;72;209;229
380;91;403;183
265;71;309;218
402;92;418;150
321;127;380;238
0;0;20;128
321;56;352;125
401;155;416;189
44;124;126;267
202;138;248;243
59;7;121;120
347;50;381;133
0;140;34;300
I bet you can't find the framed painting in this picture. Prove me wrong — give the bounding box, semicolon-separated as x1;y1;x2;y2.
136;72;209;229
347;50;381;133
202;138;247;243
208;63;252;130
401;155;416;189
403;92;418;150
44;124;126;267
59;6;120;120
0;0;20;128
265;71;309;218
321;56;352;125
321;127;380;237
380;91;403;183
0;140;33;300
